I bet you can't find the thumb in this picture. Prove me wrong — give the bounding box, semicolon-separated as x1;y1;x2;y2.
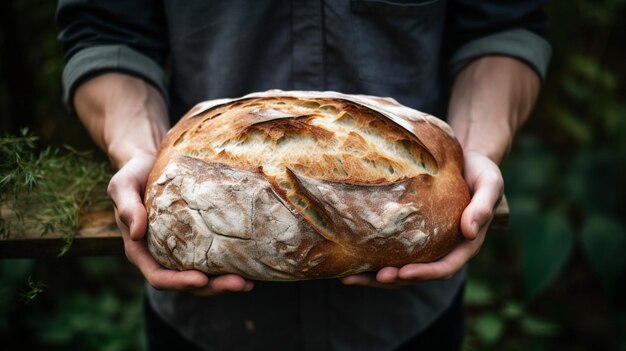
108;155;155;240
460;170;503;240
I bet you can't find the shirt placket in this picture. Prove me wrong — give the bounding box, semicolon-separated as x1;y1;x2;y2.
298;280;329;351
292;2;328;349
292;0;325;90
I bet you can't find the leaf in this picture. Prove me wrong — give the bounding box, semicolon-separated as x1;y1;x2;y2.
554;108;592;144
580;214;626;291
473;313;504;345
501;301;525;320
502;137;557;194
20;276;46;303
561;74;591;104
509;196;543;243
520;315;560;337
565;151;621;213
570;55;616;90
520;211;574;299
464;279;496;306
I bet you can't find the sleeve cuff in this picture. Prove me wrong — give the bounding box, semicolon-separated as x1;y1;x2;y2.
449;29;552;80
62;45;168;113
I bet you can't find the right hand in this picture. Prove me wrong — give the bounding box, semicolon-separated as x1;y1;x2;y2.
74;73;253;296
108;151;254;296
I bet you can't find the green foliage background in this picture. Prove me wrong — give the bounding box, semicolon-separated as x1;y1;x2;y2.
0;0;625;350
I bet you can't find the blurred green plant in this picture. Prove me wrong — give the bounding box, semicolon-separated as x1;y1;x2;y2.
0;257;144;351
463;277;562;351
506;55;626;298
462;1;626;349
31;290;144;350
506;0;626;300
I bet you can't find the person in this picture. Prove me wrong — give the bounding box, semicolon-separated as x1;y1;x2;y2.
57;1;550;350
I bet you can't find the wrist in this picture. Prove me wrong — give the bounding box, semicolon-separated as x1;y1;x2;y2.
73;73;169;169
457;125;512;165
448;56;540;165
104;106;167;169
107;145;158;170
103;109;167;169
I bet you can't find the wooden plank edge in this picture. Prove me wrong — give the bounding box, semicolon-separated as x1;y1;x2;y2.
490;195;509;231
0;210;123;258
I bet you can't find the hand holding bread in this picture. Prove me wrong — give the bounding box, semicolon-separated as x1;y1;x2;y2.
144;91;471;280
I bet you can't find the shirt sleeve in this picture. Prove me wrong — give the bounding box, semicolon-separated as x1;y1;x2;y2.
56;0;169;112
446;0;552;79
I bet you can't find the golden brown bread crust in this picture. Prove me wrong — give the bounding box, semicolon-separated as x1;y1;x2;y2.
144;90;470;280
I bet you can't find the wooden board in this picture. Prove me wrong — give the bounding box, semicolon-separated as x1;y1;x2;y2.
492;195;509;231
0;197;509;258
0;210;123;258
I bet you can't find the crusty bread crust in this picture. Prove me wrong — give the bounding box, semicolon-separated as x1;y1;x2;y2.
144;90;469;280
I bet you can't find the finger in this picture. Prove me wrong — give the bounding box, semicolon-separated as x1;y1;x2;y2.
376;267;399;283
110;183;147;241
191;275;255;297
123;235;209;290
108;157;154;241
341;274;403;289
341;274;378;286
398;231;486;281
461;171;503;240
147;268;210;291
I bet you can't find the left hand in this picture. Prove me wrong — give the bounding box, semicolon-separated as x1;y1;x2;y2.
341;151;503;288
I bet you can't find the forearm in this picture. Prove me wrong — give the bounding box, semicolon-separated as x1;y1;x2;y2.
73;73;169;169
447;56;540;164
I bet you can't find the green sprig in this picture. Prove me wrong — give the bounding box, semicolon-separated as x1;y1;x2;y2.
0;129;112;255
21;275;47;303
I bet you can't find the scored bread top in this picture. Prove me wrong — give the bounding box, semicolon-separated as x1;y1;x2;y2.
145;90;469;280
174;97;437;182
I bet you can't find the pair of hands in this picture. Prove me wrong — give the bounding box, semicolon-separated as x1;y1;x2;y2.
96;55;537;297
109;149;502;296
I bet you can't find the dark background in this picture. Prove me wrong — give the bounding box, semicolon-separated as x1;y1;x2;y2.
1;0;625;350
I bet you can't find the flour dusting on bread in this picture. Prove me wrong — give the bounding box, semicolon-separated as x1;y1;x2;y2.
144;91;469;280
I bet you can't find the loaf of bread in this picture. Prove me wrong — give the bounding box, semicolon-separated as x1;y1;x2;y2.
144;90;469;281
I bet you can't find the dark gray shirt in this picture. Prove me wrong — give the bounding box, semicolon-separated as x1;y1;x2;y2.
58;1;551;350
